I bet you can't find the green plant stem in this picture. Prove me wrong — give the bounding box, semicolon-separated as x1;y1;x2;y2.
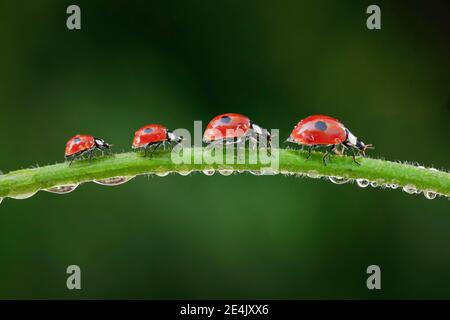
0;148;449;199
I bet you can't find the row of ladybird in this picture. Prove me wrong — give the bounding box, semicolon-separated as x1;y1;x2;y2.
65;113;372;165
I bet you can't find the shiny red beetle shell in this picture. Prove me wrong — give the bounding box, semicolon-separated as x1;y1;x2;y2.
203;113;251;142
289;115;347;145
132;124;168;148
65;134;95;157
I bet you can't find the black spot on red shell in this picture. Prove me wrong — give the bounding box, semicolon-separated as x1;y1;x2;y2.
144;128;154;134
220;116;231;123
315;121;327;131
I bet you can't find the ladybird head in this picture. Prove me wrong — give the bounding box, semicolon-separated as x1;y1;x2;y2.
94;138;113;150
251;122;271;138
353;139;374;156
167;131;183;144
345;129;373;156
250;122;272;148
356;141;374;156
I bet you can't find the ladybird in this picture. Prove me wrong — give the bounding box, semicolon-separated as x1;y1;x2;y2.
203;113;271;149
65;134;112;165
286;115;373;165
132;124;183;156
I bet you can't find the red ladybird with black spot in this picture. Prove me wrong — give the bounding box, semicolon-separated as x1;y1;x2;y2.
132;124;183;156
65;134;112;165
203;113;271;148
287;115;372;165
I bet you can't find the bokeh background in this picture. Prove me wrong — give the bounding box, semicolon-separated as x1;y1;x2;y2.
0;0;449;299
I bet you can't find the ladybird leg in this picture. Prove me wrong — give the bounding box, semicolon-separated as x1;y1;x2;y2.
144;144;150;156
248;135;257;150
205;140;220;152
149;142;163;158
306;146;313;160
145;143;158;156
322;145;335;166
144;143;155;157
266;135;272;153
88;149;94;161
258;135;271;155
350;148;361;166
334;144;344;155
263;138;271;156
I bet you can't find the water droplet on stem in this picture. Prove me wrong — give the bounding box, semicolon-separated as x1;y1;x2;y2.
202;169;215;176
45;184;79;194
329;176;350;184
307;170;320;178
356;179;370;188
402;184;417;194
94;176;134;186
219;169;233;176
424;190;437;200
10;191;38;199
156;172;170;177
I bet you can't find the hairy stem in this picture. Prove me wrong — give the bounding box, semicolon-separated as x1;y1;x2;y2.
0;148;449;200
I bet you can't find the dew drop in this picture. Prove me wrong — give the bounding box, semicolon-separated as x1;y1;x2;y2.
0;197;3;205
429;168;439;173
329;176;350;185
178;170;192;176
260;168;278;175
202;169;215;176
402;184;417;194
45;184;79;194
94;176;134;186
370;181;379;188
307;170;320;178
424;190;437;200
250;170;262;176
218;169;234;176
356;179;370;188
390;184;399;189
156;172;170;177
10;191;38;199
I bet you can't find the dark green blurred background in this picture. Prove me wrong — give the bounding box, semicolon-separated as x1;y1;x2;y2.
0;0;449;299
